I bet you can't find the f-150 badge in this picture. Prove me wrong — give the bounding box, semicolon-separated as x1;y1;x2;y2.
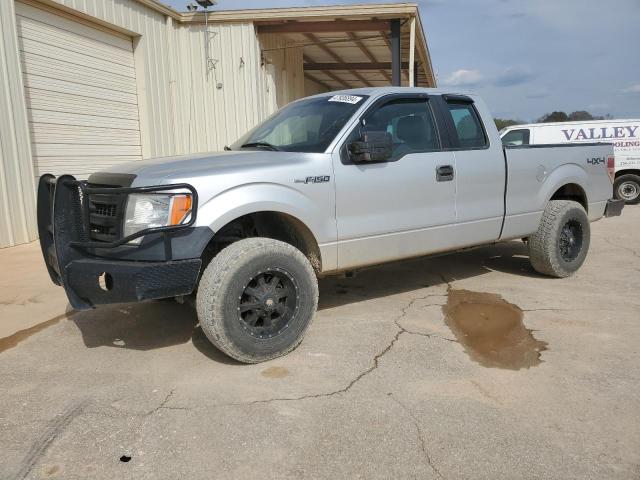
295;176;331;184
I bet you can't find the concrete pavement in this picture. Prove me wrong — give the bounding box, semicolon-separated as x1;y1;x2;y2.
0;207;639;479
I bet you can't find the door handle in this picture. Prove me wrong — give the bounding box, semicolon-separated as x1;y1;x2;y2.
436;165;455;182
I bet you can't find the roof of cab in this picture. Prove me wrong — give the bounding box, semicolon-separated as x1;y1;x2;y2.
308;86;478;99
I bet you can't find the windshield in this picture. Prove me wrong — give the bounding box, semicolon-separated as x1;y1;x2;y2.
231;94;368;153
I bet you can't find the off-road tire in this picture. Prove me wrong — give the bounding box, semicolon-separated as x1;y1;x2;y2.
196;238;318;363
528;200;590;278
614;174;640;205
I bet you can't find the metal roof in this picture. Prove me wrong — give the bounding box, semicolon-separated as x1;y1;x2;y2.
139;1;436;89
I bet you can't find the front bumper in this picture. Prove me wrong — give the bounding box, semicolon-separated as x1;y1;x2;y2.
37;174;207;310
604;198;624;217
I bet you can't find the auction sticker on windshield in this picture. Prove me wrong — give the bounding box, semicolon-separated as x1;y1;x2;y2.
328;95;363;104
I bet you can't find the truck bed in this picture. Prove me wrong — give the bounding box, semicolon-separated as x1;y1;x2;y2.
501;142;614;240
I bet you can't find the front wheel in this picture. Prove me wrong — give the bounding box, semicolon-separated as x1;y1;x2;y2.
196;238;318;363
528;200;590;278
614;174;640;205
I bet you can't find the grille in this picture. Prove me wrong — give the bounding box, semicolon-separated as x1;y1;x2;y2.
87;190;125;243
93;203;117;217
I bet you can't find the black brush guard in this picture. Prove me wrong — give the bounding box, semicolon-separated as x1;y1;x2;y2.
37;174;203;310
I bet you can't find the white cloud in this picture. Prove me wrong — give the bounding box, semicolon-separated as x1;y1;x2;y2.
622;84;640;94
442;69;483;87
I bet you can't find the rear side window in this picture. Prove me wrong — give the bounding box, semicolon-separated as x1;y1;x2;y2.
445;101;488;149
501;129;530;146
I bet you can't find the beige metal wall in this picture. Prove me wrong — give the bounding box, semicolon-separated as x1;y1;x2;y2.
0;0;37;248
16;0;144;179
0;0;306;247
44;0;305;157
259;33;305;108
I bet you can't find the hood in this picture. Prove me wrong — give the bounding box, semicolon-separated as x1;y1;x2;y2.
97;150;312;186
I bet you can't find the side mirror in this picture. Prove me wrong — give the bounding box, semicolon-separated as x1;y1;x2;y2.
348;131;393;163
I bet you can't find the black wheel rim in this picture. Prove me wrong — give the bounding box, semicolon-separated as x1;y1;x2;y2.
238;268;298;339
558;220;583;262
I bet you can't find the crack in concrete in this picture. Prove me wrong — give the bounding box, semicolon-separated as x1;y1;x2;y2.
85;389;185;419
238;327;406;406
218;271;460;407
387;393;445;479
145;389;176;416
227;288;457;407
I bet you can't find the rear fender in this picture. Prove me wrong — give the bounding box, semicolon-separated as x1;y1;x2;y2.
541;164;589;210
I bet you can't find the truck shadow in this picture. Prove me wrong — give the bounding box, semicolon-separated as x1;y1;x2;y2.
70;240;540;360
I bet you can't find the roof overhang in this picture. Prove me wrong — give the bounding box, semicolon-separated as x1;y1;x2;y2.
137;1;436;89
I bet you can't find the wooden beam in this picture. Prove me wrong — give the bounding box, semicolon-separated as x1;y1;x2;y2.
304;33;373;88
379;30;392;50
324;71;353;89
305;62;409;71
347;32;391;83
304;73;332;91
409;16;416;87
303;54;352;89
256;20;390;34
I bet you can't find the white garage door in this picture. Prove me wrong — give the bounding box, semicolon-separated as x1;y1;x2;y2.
15;1;142;179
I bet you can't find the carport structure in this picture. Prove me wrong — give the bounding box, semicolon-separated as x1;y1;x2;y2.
188;3;436;92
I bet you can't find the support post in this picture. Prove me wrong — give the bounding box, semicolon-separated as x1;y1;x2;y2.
390;19;401;86
409;16;416;87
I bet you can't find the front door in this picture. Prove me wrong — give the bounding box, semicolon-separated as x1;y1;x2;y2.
332;95;457;269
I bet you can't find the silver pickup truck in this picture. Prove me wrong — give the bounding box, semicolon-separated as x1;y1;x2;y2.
37;87;624;363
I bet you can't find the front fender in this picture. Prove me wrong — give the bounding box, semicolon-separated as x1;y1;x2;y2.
195;182;337;269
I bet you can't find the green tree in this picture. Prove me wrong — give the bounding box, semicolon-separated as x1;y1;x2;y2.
494;118;523;130
538;111;569;123
568;111;594;121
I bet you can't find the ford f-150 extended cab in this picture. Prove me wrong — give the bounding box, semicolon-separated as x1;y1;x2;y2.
37;87;624;363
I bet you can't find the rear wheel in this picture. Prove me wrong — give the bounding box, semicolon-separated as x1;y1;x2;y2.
528;200;590;278
196;238;318;363
614;174;640;205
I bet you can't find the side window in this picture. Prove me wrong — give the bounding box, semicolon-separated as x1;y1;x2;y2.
358;98;440;161
501;129;530;146
445;101;488;149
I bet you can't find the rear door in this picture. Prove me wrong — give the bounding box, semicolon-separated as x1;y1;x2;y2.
438;95;506;243
332;94;457;269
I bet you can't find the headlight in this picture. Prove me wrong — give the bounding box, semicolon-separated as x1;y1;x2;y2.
124;193;192;243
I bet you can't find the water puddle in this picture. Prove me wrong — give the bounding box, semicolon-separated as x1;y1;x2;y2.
261;366;289;379
0;313;69;354
442;289;547;370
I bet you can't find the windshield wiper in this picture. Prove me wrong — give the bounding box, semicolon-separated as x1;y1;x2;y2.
240;142;280;151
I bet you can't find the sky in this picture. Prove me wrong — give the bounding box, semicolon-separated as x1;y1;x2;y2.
164;0;640;121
